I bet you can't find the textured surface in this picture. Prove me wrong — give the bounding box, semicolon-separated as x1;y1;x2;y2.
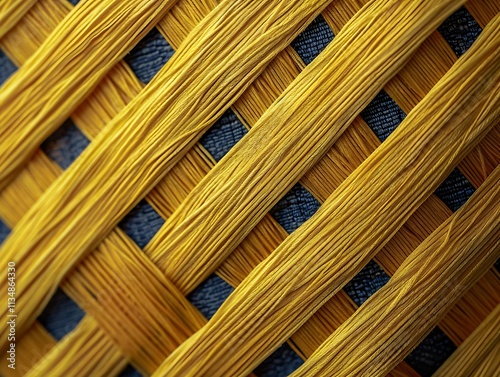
37;289;85;341
0;4;492;377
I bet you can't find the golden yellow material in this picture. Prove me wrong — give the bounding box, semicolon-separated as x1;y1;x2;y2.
25;316;127;377
0;0;37;39
434;304;500;377
0;0;498;375
148;0;466;294
0;0;330;353
0;0;177;190
0;322;56;377
155;12;500;374
292;165;500;376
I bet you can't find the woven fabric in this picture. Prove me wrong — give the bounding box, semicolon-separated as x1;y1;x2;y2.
0;3;495;376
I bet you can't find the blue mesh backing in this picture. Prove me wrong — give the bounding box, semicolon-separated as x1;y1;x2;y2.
41;120;90;170
119;364;143;377
37;289;85;341
124;28;174;84
291;15;334;64
188;275;234;320
405;328;457;377
438;7;482;58
200;110;248;162
344;261;390;306
119;200;165;249
270;184;320;234
0;49;16;85
0;219;10;245
435;168;476;212
361;91;407;142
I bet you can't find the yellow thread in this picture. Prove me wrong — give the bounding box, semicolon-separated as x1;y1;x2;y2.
155;13;500;375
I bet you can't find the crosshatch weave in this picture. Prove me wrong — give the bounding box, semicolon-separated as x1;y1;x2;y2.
0;0;499;376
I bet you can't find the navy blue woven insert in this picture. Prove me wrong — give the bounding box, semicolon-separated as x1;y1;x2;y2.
119;364;143;377
124;28;174;85
361;91;406;142
344;261;391;307
37;289;85;341
200;110;248;162
41;120;90;170
119;200;165;249
438;7;482;58
291;15;334;65
405;328;457;377
0;49;17;85
435;168;476;212
0;219;10;245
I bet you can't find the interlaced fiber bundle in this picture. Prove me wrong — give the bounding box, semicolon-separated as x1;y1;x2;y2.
0;0;498;376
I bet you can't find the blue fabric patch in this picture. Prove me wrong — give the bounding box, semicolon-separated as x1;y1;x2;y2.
119;364;142;377
124;28;174;84
200;110;248;162
68;0;80;5
37;289;85;341
434;168;475;212
0;219;10;245
438;7;482;58
495;259;500;272
0;49;17;85
119;200;165;249
344;261;390;306
40;120;90;170
361;91;406;142
270;184;320;234
291;15;334;65
188;275;234;320
405;327;457;377
254;343;304;377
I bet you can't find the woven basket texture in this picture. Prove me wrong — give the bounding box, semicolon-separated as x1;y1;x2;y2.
0;0;499;376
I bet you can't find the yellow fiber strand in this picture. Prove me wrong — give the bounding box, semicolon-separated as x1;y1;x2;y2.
434;304;500;377
0;0;177;190
25;316;127;377
1;1;497;375
148;0;467;293
0;0;37;39
0;322;56;377
0;0;330;352
291;166;500;377
154;14;500;375
0;112;209;374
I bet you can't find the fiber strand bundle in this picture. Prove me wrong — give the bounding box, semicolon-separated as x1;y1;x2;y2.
0;0;498;375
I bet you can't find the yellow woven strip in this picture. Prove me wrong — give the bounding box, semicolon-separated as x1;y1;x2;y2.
0;322;57;377
0;0;178;190
320;0;499;190
291;166;500;377
1;1;496;374
153;0;500;351
25;316;127;377
467;0;500;28
434;304;500;377
0;0;331;347
148;0;466;293
0;0;215;220
0;0;37;39
155;12;500;374
0;0;74;65
471;346;500;377
0;132;207;374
